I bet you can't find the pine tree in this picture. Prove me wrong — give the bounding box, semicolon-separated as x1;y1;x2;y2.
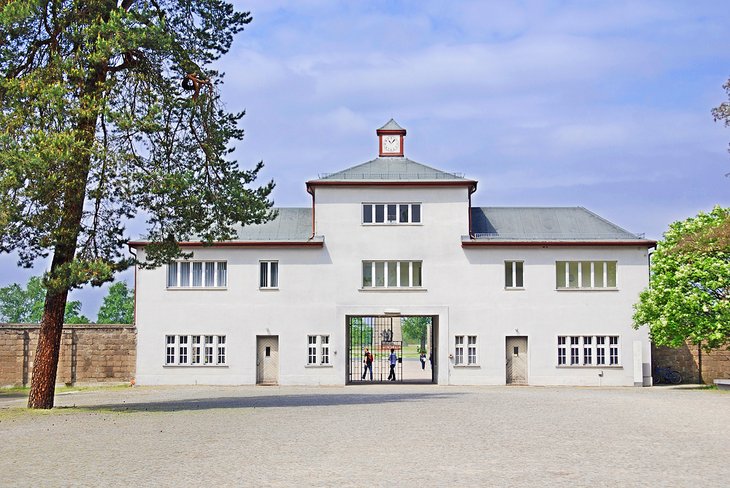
0;1;274;408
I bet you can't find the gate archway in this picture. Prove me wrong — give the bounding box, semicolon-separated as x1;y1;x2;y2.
346;315;437;384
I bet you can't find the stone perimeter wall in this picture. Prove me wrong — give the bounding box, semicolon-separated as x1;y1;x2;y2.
652;342;730;384
0;324;136;387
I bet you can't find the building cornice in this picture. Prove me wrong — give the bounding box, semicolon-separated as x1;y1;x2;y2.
306;180;478;192
461;240;657;248
128;240;324;249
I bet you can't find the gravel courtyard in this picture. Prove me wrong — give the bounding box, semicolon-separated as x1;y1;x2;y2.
0;384;727;487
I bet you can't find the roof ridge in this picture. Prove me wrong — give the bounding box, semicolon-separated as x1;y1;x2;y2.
577;206;636;236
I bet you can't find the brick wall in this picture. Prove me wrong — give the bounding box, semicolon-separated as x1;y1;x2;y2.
652;342;730;384
0;324;136;387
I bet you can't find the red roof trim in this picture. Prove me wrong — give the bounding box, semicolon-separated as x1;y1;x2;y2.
307;180;477;190
128;240;324;249
462;240;656;248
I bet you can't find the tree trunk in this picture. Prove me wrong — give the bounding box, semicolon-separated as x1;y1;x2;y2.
27;286;70;409
27;63;108;409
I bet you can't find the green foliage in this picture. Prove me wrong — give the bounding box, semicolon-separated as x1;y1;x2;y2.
349;317;372;347
633;207;730;351
0;276;89;323
97;282;134;324
402;316;430;349
0;0;275;292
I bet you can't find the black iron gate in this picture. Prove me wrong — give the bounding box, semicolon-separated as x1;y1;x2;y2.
347;315;435;383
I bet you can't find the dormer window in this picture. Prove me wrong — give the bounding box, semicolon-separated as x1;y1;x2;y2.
363;203;421;224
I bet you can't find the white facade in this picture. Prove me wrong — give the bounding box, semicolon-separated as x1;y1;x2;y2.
133;122;654;387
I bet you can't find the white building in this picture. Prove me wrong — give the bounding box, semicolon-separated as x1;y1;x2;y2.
131;120;655;387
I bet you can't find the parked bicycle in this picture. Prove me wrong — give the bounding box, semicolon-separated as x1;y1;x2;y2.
653;366;682;385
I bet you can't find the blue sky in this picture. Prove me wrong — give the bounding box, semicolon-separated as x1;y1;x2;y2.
1;0;729;318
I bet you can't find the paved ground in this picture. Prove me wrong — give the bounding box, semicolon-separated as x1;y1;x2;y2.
0;384;727;487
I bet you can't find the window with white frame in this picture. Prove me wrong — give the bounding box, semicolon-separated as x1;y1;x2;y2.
362;261;422;288
504;261;524;288
164;335;227;365
557;335;620;366
260;261;279;288
455;335;477;365
362;203;421;224
556;261;617;289
307;335;330;365
455;336;464;365
167;261;227;288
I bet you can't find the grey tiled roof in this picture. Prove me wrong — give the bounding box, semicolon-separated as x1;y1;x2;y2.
469;207;645;241
232;207;315;241
314;157;468;182
378;119;405;131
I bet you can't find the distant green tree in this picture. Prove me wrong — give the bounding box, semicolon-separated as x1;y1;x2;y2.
0;276;89;324
97;282;134;324
402;317;430;351
349;317;372;347
633;207;730;351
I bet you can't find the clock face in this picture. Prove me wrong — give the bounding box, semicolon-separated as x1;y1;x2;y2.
382;135;401;154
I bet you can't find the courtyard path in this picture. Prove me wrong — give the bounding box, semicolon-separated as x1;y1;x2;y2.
0;384;727;487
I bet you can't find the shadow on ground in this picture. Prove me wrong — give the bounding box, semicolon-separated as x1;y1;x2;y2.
63;391;465;413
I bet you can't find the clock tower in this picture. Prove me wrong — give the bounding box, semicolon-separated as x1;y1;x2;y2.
377;119;406;157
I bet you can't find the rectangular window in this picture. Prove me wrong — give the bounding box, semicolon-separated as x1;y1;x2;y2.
557;336;566;365
167;261;227;288
399;204;409;223
191;335;202;364
455;336;464;365
467;336;477;365
375;204;385;223
558;335;620;367
217;336;226;364
164;335;226;366
167;265;178;288
192;262;203;287
178;335;188;365
217;262;227;287
179;262;190;287
260;261;279;288
308;335;317;364
411;204;421;223
570;336;580;365
387;204;397;222
362;261;423;288
583;336;592;365
204;335;214;364
597;336;606;365
556;261;618;289
363;204;373;223
504;261;524;288
166;335;176;364
307;335;330;365
204;262;215;287
362;203;422;224
607;336;618;364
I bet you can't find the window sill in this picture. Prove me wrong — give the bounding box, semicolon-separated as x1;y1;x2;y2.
166;287;227;291
359;287;427;292
361;223;423;226
453;364;480;368
556;365;622;369
259;287;279;291
163;365;229;368
305;364;334;368
555;288;618;292
504;287;525;291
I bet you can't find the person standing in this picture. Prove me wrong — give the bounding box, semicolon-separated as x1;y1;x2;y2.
362;348;373;381
419;351;426;370
388;348;397;381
